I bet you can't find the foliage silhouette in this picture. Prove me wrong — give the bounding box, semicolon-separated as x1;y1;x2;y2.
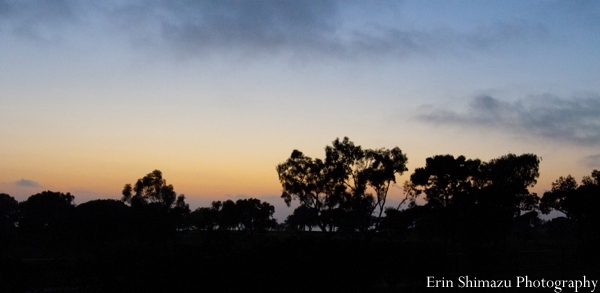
407;155;480;208
0;193;18;245
379;204;428;237
189;206;218;231
122;169;187;210
234;198;277;233
284;205;319;231
193;198;277;232
19;190;76;239
476;153;541;244
540;170;600;244
121;170;190;239
1;161;600;292
404;153;540;244
478;153;540;215
277;137;407;232
76;199;133;242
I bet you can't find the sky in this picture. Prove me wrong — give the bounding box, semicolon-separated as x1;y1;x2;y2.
1;0;600;221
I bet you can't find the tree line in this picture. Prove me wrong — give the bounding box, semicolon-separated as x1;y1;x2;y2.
1;137;599;246
0;170;278;244
278;137;600;247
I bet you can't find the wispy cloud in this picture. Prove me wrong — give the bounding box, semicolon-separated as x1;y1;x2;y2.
154;1;340;58
115;2;549;60
580;154;600;169
15;179;40;187
418;94;600;146
0;0;79;43
0;1;550;61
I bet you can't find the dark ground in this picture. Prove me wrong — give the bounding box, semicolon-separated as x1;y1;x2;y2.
1;231;598;293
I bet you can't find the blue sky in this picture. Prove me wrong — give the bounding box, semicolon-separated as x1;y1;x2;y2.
1;1;600;220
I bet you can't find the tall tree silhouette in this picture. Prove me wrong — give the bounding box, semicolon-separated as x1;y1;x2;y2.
121;170;190;239
277;137;407;232
475;153;540;244
405;155;481;241
122;170;187;210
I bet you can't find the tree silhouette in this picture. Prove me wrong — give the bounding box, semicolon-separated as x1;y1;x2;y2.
219;200;239;230
403;155;482;241
121;170;190;239
473;153;541;244
189;207;218;231
0;193;19;244
4;155;600;292
277;137;407;232
204;198;276;232
122;170;187;209
540;175;579;218
408;155;481;208
379;204;428;236
76;199;132;242
405;153;540;244
540;170;600;243
478;153;540;216
19;190;76;238
284;205;319;231
235;198;277;233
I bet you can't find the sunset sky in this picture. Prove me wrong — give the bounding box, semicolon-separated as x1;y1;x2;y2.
2;1;600;220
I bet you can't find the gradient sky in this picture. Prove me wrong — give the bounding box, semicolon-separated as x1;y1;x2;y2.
2;1;600;220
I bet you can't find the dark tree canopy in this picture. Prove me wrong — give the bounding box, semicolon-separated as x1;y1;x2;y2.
540;170;600;239
408;153;540;213
540;175;579;217
189;206;219;231
76;199;132;241
121;170;190;239
408;155;481;208
478;153;541;216
0;193;18;223
5;150;600;292
219;200;239;230
405;153;540;244
19;190;76;237
235;198;277;233
122;169;188;211
277;137;407;232
192;198;277;232
284;205;319;231
0;193;19;242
